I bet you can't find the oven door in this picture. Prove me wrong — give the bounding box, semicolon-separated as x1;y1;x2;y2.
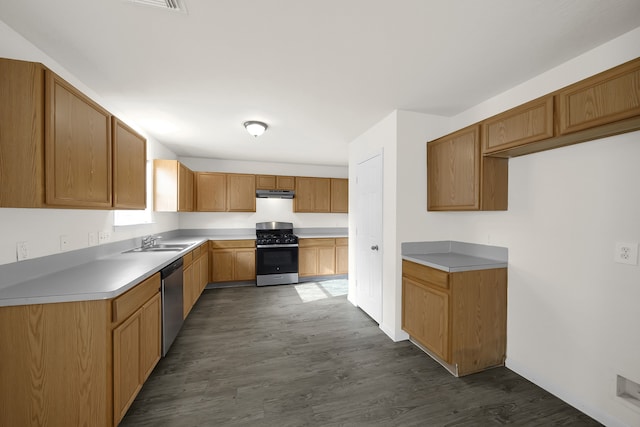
256;246;299;275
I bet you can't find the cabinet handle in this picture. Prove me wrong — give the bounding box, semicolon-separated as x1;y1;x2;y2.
370;245;379;251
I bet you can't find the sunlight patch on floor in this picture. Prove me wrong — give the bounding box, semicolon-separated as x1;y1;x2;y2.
294;279;348;302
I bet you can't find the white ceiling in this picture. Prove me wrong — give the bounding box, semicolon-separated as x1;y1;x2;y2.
1;1;639;166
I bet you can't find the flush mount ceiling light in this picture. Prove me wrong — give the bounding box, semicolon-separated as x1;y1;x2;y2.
244;121;268;137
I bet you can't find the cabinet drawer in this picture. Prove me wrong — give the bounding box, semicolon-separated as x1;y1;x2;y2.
112;273;160;325
402;260;449;289
182;251;193;267
192;245;201;258
210;239;256;249
299;238;335;247
335;237;348;246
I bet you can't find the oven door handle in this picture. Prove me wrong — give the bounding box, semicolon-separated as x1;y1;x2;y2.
257;244;299;249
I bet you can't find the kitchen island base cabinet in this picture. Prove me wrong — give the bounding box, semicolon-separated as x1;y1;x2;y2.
402;260;507;377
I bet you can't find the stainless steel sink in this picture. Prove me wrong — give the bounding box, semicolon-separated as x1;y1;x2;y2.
123;243;193;253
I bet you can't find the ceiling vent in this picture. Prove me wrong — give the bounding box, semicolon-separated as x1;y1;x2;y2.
127;0;187;13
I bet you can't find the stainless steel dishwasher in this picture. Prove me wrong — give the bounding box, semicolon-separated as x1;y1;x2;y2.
161;258;184;356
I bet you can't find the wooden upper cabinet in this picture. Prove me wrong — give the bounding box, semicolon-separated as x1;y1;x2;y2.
0;59;46;208
195;172;226;211
428;125;481;210
482;95;554;154
45;70;113;208
428;125;507;211
227;173;256;212
330;178;348;213
256;175;295;190
113;118;146;209
178;163;194;211
294;177;331;212
557;58;640;135
153;160;194;212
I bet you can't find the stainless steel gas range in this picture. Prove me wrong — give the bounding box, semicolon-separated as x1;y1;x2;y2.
255;221;299;286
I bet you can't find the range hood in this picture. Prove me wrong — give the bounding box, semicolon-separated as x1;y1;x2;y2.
256;189;295;199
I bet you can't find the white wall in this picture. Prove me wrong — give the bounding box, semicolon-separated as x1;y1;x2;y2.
178;157;348;230
441;29;640;427
347;111;398;329
0;20;179;266
348;27;640;426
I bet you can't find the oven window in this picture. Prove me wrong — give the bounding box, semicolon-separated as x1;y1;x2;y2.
257;247;299;275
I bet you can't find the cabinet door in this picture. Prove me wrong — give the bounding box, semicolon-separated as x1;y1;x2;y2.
45;70;112;208
199;251;209;293
482;95;554;154
113;118;146;209
227;173;256;212
211;250;234;282
558;58;640;135
276;175;295;190
330;178;348;213
298;247;317;277
196;172;226;211
335;241;348;275
183;263;194;318
178;163;194;212
295;177;331;212
402;277;449;362
317;246;336;275
140;293;161;382
113;310;142;425
0;59;45;208
427;125;480;211
234;249;256;281
256;175;276;190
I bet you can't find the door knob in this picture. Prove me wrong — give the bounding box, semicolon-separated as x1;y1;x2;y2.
370;245;379;251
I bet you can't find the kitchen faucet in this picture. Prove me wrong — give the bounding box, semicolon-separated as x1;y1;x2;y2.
141;235;161;248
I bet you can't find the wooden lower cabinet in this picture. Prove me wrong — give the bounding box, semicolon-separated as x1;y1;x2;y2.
402;260;506;377
183;243;210;318
0;273;162;427
113;292;161;425
299;238;348;277
210;240;256;283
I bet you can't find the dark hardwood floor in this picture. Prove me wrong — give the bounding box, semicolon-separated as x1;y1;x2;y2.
120;280;601;426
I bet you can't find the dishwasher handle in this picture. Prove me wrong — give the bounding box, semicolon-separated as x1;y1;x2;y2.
161;258;184;279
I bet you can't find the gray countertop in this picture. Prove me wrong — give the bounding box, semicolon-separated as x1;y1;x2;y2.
402;241;508;273
0;236;209;307
0;227;347;307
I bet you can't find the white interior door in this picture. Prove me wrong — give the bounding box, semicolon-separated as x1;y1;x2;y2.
355;153;383;323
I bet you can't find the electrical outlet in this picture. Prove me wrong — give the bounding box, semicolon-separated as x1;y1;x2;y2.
88;232;98;246
60;235;69;252
16;241;29;261
98;231;111;244
614;242;638;265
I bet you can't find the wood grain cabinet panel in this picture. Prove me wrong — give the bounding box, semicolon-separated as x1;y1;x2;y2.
0;59;46;207
45;70;113;208
427;125;507;211
113;118;146;209
482;95;555;154
558;58;640;135
227;173;256;212
195;172;226;211
210;240;256;283
401;260;507;376
154;160;194;212
256;175;295;190
330;178;349;213
294;177;331;212
299;238;348;277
